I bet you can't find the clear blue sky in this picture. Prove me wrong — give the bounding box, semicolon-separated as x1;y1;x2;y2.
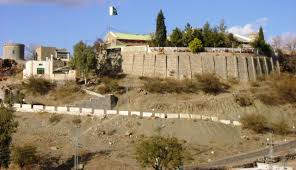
0;0;295;55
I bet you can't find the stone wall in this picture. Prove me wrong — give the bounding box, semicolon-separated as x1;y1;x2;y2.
121;52;278;82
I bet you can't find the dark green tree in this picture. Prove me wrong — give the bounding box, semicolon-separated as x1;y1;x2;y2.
0;106;18;169
182;23;195;47
73;41;97;84
251;27;273;57
258;26;265;41
135;136;184;170
155;10;167;47
170;27;183;47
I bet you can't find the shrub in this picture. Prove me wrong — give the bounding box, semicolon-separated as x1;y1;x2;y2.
72;118;82;126
135;135;184;170
234;94;253;107
189;38;204;53
195;73;229;94
22;77;55;95
49;114;63;124
240;113;268;133
271;119;290;135
273;74;296;103
257;93;281;106
96;77;125;94
278;53;296;74
51;81;81;99
12;145;37;169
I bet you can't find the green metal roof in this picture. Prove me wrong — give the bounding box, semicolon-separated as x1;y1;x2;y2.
112;32;151;41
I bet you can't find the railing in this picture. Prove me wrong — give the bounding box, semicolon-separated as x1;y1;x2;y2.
12;103;242;126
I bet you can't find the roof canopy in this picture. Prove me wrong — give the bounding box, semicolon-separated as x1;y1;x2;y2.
107;32;151;41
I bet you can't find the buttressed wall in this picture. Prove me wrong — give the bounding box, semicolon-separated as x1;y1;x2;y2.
121;52;278;82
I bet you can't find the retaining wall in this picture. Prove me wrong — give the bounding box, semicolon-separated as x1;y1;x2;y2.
121;52;278;82
13;103;241;126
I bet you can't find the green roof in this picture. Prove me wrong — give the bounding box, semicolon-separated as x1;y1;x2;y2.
112;32;151;41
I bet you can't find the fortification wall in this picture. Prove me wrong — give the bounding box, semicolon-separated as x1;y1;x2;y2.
121;52;277;82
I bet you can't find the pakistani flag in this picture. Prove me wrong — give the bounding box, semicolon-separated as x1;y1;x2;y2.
109;6;118;16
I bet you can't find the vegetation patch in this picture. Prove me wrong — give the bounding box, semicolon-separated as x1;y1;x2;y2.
254;74;296;105
234;93;253;107
96;77;125;94
12;145;37;169
49;114;63;124
240;113;268;133
195;73;230;94
22;77;56;95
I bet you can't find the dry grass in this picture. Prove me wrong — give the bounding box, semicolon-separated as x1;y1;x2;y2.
234;93;253;107
240;113;268;133
271;119;290;135
141;74;229;95
254;73;296;105
195;73;230;94
22;77;56;95
96;77;125;94
49;114;63;124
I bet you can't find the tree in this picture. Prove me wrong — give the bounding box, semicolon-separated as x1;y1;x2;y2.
189;38;204;53
170;27;183;47
135;136;184;170
12;145;37;169
258;26;265;41
182;23;195;47
0;106;18;169
73;41;97;84
252;27;273;57
155;10;167;47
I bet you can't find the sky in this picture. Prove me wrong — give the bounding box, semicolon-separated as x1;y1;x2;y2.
0;0;295;55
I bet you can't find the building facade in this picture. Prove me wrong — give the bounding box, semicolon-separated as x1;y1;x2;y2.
23;57;76;81
105;32;151;49
35;46;70;62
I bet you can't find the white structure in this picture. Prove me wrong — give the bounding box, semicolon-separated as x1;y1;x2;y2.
233;163;293;170
23;57;76;81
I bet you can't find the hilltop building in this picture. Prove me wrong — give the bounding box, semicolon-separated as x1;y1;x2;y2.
23;56;76;81
105;32;151;49
1;43;25;61
35;46;70;62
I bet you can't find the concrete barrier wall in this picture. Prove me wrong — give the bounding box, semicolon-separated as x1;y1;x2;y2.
13;103;242;126
121;52;277;82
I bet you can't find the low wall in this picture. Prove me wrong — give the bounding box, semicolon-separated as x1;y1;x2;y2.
13;103;241;126
121;52;278;82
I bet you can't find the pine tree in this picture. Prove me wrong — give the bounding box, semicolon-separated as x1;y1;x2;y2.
155;10;167;47
258;26;265;42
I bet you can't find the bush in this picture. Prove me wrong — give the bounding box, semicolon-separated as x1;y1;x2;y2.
234;94;253;107
271;119;290;135
51;81;81;99
195;73;229;94
189;38;204;53
96;77;125;94
22;77;55;95
278;52;296;74
49;114;63;124
72;118;82;126
240;113;268;133
12;145;37;169
273;74;296;103
135;135;184;170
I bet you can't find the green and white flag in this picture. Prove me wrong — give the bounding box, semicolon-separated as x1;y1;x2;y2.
109;6;118;16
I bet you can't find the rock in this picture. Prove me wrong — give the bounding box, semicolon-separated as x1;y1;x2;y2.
125;131;132;137
50;146;58;151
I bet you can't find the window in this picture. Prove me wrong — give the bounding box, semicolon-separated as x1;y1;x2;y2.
37;68;45;75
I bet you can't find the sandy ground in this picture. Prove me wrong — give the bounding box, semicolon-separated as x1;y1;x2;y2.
10;111;295;170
